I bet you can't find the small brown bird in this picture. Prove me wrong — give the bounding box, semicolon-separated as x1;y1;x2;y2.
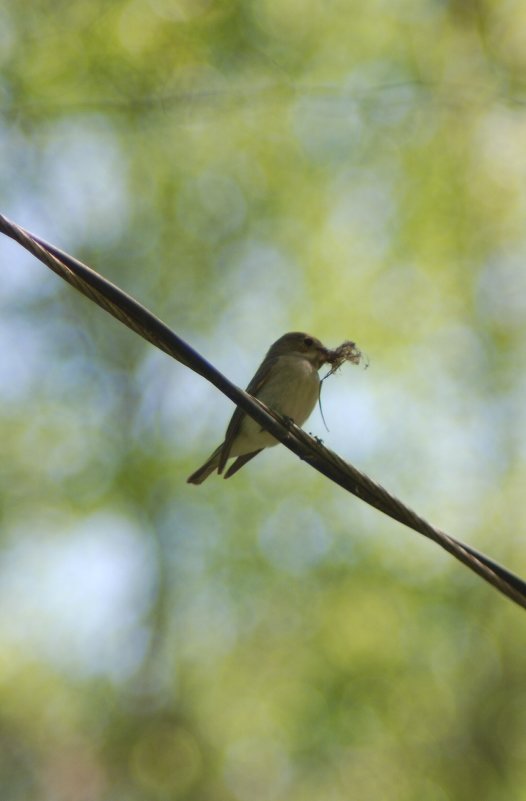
187;332;330;484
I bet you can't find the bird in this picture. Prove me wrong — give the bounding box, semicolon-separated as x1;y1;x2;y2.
187;331;330;484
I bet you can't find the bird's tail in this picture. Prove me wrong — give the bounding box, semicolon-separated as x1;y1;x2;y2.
186;444;223;484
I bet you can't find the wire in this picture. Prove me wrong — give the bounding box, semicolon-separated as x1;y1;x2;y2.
1;212;525;611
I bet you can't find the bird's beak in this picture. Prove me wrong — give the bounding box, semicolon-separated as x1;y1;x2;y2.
316;345;331;368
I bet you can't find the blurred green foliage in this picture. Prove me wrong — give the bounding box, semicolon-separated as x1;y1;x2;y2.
1;1;526;799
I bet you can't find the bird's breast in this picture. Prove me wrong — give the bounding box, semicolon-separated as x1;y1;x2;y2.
256;355;320;426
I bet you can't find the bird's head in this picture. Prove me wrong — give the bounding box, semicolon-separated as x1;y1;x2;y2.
267;332;330;369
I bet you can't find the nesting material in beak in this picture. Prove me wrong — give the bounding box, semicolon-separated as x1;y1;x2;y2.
322;340;367;379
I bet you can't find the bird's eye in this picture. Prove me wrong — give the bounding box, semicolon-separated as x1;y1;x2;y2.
304;337;313;347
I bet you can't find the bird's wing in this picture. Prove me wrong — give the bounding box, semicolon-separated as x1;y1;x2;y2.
217;356;278;474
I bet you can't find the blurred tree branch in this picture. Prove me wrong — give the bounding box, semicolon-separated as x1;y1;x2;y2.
3;80;526;121
1;212;525;611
